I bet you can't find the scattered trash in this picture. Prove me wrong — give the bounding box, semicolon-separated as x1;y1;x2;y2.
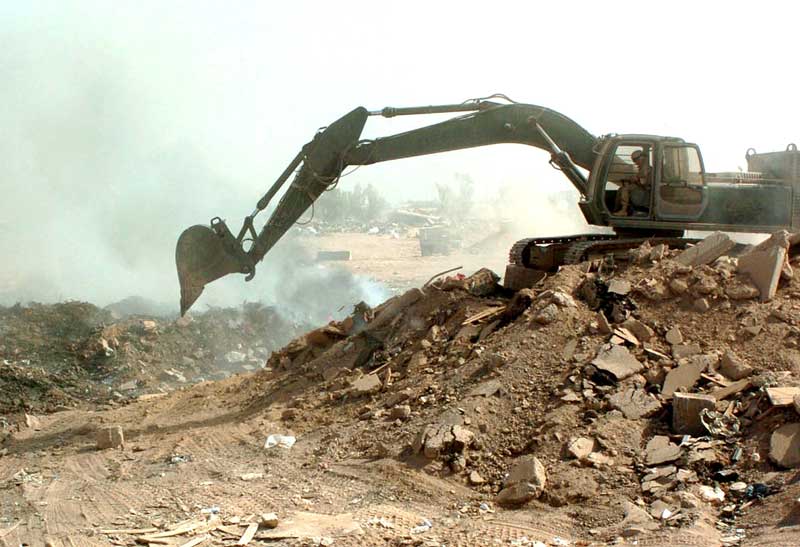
264;435;297;450
410;518;433;534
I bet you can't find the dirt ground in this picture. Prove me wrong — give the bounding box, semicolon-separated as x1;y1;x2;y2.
3;232;800;547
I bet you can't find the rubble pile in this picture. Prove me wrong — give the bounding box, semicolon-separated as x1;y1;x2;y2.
0;301;307;414
239;230;800;544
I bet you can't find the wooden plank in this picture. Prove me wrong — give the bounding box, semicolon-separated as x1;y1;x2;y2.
101;527;159;535
179;535;210;547
711;379;751;401
462;306;506;325
237;523;258;545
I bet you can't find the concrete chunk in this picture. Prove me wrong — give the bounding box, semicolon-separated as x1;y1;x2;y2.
769;422;800;468
609;386;662;419
738;233;788;302
644;436;681;466
96;426;124;450
672;392;716;436
662;359;707;398
719;351;753;381
674;232;735;267
665;326;683;346
592;345;644;381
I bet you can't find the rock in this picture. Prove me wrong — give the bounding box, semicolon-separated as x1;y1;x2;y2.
260;513;279;529
725;282;760;300
621;500;659;536
533;303;558;325
496;455;546;506
665;326;684;346
468;471;485;485
586;452;614;466
281;408;298;420
697;484;725;503
566;437;594;460
669;278;689;295
769;423;800;468
591;345;644;381
794;394;800;416
672;343;701;360
661;359;707;398
672;392;716;436
608;278;632;296
693;298;711;313
608;386;662;419
351;374;382;395
505;455;547;489
621;319;654;342
96;426;124;450
141;319;158;332
674;232;735;267
650;244;668;262
496;482;541;507
644;436;681;466
719;351;753;381
390;405;411;420
414;423;473;460
597;312;612;334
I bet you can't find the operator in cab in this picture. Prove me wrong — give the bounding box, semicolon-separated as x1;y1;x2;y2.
614;148;651;216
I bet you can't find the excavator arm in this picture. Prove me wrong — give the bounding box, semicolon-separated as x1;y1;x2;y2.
176;98;598;314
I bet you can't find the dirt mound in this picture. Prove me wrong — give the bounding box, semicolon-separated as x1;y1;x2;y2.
4;236;800;546
0;301;307;414
224;239;800;544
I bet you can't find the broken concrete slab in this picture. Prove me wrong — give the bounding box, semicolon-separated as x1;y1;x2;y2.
351;374;382;395
672;392;716;436
644;436;682;466
674;231;735;267
607;278;632;296
661;358;708;398
609;386;662;419
769;422;800;468
621;319;654;342
96;426;124;450
719;351;752;381
766;386;800;407
738;231;790;302
672;343;702;360
591;345;644;381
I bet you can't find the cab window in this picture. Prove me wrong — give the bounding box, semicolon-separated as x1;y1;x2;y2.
657;145;705;218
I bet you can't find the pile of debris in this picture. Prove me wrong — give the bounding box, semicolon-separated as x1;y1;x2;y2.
0;301;307;414
241;230;800;544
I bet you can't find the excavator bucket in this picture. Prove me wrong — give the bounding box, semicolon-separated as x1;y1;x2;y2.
175;224;249;315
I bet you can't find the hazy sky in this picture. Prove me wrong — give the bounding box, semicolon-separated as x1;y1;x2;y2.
1;1;797;307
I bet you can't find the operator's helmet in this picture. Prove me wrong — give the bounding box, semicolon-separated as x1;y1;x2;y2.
631;149;644;162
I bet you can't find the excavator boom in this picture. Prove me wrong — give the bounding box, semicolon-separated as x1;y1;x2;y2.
176;98;598;314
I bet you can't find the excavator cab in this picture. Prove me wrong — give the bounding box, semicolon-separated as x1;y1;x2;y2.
595;136;708;226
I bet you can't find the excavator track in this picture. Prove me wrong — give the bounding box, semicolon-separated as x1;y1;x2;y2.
504;234;701;290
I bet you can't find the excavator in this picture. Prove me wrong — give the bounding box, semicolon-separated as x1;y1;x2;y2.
176;95;800;315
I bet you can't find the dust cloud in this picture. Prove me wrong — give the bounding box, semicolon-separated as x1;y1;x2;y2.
0;16;387;325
